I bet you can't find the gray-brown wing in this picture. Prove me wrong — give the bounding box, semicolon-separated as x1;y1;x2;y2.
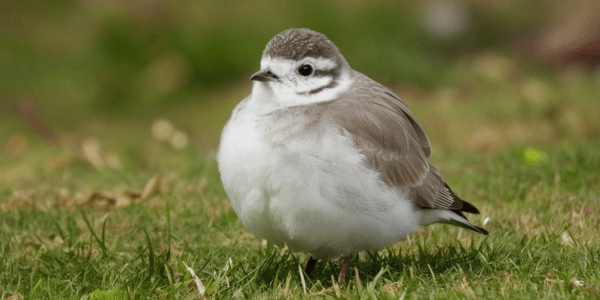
413;165;463;210
320;73;460;210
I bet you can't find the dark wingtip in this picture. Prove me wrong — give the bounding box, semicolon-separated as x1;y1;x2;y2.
439;182;488;234
443;182;480;214
460;200;481;215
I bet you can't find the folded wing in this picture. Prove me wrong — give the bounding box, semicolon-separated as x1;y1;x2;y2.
319;73;487;234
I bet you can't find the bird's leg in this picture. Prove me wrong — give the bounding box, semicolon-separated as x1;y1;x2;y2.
337;254;352;285
305;256;318;276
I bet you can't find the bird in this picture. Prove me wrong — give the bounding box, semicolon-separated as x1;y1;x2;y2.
217;28;488;284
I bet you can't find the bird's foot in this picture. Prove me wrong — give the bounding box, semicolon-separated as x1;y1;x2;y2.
337;254;352;285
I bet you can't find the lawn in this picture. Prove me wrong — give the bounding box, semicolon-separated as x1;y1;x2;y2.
1;1;600;299
2;60;599;298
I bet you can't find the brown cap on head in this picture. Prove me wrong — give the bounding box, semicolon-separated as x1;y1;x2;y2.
262;28;346;64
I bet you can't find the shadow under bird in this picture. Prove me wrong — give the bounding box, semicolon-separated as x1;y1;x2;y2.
217;28;488;284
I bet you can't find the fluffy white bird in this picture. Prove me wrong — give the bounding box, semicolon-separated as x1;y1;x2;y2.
217;28;488;284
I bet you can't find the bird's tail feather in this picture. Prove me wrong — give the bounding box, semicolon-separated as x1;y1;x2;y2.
420;209;489;235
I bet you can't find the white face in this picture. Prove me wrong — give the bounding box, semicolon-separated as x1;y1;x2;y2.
252;56;354;107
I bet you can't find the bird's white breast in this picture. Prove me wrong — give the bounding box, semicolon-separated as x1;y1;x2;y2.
217;95;420;259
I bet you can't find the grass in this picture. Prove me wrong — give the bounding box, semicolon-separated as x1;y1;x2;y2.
2;60;600;298
1;142;599;299
1;2;599;295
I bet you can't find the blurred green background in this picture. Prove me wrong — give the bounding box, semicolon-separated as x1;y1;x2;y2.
1;0;599;154
1;1;599;297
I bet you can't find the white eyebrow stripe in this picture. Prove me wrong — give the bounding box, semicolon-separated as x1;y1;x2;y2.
302;57;338;70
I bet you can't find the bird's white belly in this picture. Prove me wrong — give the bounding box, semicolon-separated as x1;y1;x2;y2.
218;107;420;259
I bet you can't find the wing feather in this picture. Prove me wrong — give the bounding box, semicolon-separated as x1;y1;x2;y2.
318;73;464;211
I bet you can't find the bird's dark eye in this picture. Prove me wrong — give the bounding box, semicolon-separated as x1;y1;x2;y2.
297;64;314;77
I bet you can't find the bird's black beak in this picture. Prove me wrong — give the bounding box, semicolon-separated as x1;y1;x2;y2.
250;69;278;82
